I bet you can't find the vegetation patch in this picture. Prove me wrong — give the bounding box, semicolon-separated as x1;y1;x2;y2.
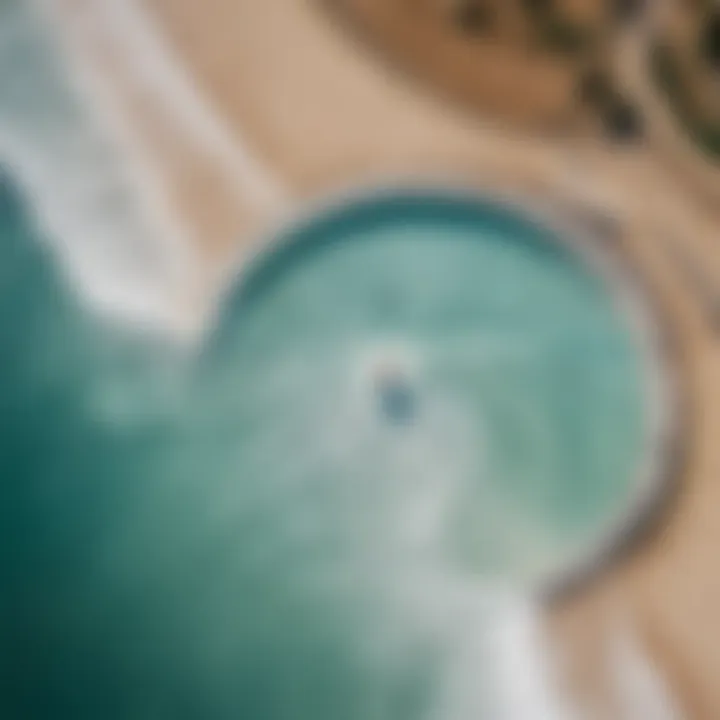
651;42;720;158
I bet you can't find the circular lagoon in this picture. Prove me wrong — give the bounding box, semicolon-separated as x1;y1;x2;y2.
203;188;673;590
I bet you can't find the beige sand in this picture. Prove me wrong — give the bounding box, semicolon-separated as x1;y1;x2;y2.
322;0;585;133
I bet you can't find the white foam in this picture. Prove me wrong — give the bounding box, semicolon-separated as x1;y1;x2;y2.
41;0;287;211
609;624;682;720
0;0;287;337
0;1;193;333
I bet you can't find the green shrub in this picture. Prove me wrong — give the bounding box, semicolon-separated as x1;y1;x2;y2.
576;68;614;106
453;1;495;36
651;42;720;159
539;18;592;55
700;11;720;68
520;0;554;16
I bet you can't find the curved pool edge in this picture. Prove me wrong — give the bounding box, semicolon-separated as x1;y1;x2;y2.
210;176;686;599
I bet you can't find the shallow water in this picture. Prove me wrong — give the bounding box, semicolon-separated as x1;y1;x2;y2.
205;194;647;582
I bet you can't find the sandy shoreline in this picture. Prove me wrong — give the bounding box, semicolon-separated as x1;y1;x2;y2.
43;0;293;335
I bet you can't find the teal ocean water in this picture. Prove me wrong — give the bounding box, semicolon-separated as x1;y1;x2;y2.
0;175;650;719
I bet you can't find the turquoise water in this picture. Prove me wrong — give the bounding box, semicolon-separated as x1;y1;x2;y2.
0;177;651;718
206;194;647;577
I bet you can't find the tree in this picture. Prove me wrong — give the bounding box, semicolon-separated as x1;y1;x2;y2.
603;98;644;142
452;0;495;35
520;0;554;15
610;0;645;24
575;68;613;107
700;11;720;68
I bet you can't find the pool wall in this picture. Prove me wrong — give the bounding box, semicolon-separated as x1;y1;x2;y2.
209;177;684;598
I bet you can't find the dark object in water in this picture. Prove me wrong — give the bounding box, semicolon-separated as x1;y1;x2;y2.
377;374;417;425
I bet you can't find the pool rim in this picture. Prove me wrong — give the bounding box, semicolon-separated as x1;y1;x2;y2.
211;176;682;600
